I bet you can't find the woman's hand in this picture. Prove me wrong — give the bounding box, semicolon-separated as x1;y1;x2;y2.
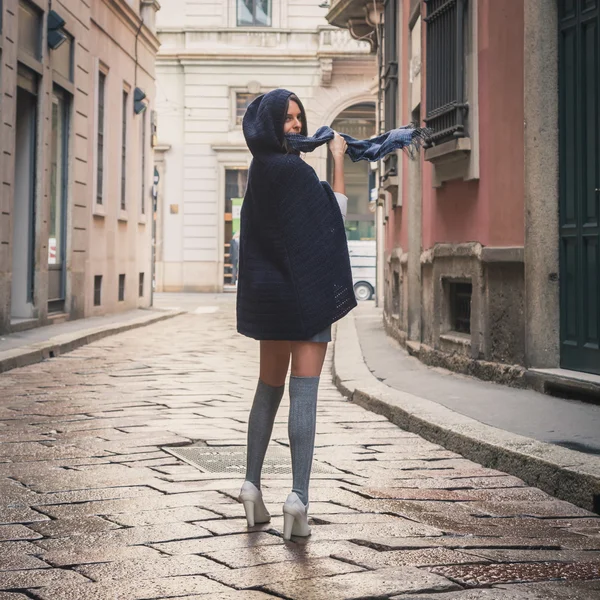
328;132;347;159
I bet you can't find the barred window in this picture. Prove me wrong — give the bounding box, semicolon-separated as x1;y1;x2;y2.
382;0;398;179
424;0;469;145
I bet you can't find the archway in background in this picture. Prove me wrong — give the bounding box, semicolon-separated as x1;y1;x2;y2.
327;103;376;240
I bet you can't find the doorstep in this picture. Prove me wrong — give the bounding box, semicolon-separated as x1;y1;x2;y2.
526;368;600;404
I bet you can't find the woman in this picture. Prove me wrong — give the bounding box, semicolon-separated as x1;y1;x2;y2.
236;89;356;541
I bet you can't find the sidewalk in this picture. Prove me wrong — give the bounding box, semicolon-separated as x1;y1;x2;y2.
333;303;600;513
353;302;600;456
0;306;183;374
0;295;598;599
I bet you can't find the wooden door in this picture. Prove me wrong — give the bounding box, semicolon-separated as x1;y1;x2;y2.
559;0;600;375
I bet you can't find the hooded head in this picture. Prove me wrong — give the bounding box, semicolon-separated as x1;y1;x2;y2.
242;89;308;157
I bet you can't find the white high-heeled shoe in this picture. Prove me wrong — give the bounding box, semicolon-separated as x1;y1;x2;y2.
238;481;271;527
282;492;311;541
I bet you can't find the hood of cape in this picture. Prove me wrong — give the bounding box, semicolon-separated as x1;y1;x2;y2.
242;89;308;157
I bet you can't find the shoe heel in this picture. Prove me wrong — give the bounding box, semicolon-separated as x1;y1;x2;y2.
283;511;295;540
242;500;255;527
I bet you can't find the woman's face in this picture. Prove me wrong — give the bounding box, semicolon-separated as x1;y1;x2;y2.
284;100;303;135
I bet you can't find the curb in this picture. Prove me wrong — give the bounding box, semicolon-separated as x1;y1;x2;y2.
332;313;600;514
0;309;185;375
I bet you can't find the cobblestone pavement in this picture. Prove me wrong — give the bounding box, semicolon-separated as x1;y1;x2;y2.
1;297;599;600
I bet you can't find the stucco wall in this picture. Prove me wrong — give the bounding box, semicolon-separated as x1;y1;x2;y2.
155;0;377;292
420;0;525;251
0;0;158;333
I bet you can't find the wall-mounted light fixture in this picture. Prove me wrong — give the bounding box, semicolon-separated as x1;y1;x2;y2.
47;10;68;50
134;87;147;115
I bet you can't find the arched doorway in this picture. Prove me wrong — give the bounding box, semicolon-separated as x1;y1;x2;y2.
327;103;377;240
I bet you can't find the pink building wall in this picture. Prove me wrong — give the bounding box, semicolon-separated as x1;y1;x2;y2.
388;0;525;254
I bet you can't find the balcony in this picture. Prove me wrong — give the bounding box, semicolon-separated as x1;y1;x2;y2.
158;26;372;60
326;0;383;52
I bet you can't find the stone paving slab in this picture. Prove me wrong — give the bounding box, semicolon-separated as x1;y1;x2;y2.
334;310;600;512
263;565;461;599
393;581;600;599
0;308;183;374
0;298;599;599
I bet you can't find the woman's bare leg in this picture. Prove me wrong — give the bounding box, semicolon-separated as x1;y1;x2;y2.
244;341;291;489
260;340;291;386
287;341;328;505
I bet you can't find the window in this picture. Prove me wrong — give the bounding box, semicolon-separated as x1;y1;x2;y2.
424;0;469;145
96;71;106;204
18;0;42;60
236;92;260;125
121;90;128;210
94;275;102;306
237;0;271;27
118;274;125;301
448;282;472;334
140;110;146;214
382;0;398;180
139;272;144;297
48;88;69;312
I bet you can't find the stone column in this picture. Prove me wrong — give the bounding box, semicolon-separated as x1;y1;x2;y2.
523;0;560;368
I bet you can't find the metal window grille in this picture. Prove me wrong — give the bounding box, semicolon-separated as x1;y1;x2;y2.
424;0;469;145
237;0;271;27
138;272;144;298
121;90;128;210
236;93;260;125
450;282;472;334
94;275;102;306
382;0;398;179
118;274;125;302
97;72;106;204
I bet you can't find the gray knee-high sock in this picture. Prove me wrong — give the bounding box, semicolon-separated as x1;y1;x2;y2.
245;380;285;489
288;375;319;506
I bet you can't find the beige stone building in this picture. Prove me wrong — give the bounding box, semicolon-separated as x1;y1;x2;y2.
0;0;160;335
154;0;377;293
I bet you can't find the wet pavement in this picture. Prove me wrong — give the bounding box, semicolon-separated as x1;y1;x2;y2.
0;294;599;600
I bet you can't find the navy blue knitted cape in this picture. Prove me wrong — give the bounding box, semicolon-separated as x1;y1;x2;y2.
236;89;357;341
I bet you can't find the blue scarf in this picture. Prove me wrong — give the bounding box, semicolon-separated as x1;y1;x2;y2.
285;125;431;161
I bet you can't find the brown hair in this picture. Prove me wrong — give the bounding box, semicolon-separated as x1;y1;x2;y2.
282;94;306;155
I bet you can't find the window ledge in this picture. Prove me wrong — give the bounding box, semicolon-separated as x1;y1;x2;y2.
118;210;128;222
93;203;106;218
382;174;399;192
425;138;471;166
138;213;148;225
440;332;471;347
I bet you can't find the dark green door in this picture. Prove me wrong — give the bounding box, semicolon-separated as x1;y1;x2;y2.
559;0;600;375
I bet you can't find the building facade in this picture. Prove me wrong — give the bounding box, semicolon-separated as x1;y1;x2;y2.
0;0;160;335
154;0;377;293
328;0;599;381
